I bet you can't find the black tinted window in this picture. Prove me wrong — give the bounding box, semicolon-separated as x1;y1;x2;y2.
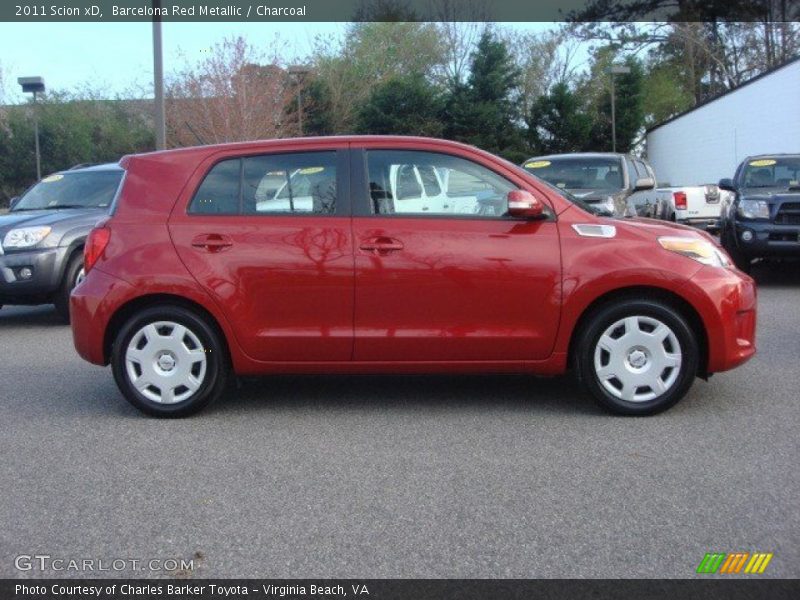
189;159;241;214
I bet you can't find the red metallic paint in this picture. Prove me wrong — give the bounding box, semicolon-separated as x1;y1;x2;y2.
70;136;756;380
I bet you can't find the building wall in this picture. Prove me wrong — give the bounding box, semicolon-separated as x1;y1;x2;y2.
646;59;800;186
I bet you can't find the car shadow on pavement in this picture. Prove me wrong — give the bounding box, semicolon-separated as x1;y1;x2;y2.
749;260;800;287
212;373;605;417
0;305;65;327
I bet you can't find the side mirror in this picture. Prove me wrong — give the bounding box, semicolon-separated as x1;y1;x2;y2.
9;196;19;209
634;177;655;191
718;178;736;192
507;190;544;219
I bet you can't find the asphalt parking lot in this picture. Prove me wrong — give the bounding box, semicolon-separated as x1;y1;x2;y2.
0;262;798;579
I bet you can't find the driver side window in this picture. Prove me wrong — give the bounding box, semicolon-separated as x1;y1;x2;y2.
366;150;516;217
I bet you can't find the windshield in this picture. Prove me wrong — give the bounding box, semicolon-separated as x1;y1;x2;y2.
12;170;123;211
740;157;800;189
523;157;624;192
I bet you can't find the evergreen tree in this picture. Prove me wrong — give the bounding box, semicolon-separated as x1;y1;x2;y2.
356;73;445;137
527;82;593;154
443;30;525;160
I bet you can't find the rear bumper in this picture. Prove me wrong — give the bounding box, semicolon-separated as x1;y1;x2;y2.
0;247;68;303
71;268;134;365
678;217;720;232
684;266;757;373
733;221;800;258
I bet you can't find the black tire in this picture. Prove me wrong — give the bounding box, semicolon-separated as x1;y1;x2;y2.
54;253;84;322
574;298;699;416
721;229;751;273
111;305;229;417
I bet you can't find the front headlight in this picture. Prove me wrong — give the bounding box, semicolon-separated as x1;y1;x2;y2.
3;226;52;249
737;199;770;219
658;236;730;267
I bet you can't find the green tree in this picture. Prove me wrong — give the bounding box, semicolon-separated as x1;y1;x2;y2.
581;53;645;153
356;74;445;137
308;21;445;134
527;82;593;154
443;30;525;160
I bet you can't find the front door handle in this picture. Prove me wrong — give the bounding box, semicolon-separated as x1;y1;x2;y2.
359;236;404;255
191;233;233;253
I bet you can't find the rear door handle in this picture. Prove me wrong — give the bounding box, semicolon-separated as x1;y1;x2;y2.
359;236;404;255
191;234;233;253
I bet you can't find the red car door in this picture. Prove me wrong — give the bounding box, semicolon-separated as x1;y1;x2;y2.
352;146;562;363
168;146;353;362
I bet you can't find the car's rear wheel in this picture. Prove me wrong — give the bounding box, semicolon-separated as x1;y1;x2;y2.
54;253;85;322
111;306;228;417
575;299;699;415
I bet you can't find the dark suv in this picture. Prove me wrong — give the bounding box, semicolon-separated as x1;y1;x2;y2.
0;163;123;320
719;154;800;272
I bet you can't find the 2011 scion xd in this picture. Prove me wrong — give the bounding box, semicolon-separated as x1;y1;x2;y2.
70;137;756;417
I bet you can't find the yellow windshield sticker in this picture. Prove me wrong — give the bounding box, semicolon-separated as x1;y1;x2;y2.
41;174;63;183
524;160;551;169
298;167;324;175
749;159;776;167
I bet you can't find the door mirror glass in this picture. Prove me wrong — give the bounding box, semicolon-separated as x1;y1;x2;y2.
507;190;544;219
633;177;655;191
718;178;736;192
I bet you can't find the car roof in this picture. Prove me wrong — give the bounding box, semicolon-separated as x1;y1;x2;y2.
523;152;629;162
743;153;800;161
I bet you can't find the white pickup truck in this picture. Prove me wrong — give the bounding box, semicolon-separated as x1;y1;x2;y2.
654;184;731;231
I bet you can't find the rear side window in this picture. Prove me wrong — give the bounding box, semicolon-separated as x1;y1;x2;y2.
188;151;337;215
189;159;241;214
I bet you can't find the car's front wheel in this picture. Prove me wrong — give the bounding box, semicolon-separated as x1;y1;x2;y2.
111;306;229;417
575;299;699;415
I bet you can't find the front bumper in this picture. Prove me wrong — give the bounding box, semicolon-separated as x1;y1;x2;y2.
0;246;68;304
683;266;757;374
733;221;800;258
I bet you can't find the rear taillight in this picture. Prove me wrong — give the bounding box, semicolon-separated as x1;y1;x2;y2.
84;226;111;274
673;191;687;210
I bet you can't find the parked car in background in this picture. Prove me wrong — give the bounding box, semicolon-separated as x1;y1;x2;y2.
718;154;800;272
521;152;660;218
0;163;123;320
654;183;730;231
71;136;755;418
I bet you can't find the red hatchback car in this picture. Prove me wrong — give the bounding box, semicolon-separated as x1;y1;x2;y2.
70;136;756;417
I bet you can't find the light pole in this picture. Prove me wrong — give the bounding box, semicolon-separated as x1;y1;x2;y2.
152;0;166;150
288;65;311;136
608;64;630;153
17;76;45;180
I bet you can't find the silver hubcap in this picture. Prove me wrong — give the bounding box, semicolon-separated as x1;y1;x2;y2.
75;267;86;287
125;321;207;404
593;315;682;403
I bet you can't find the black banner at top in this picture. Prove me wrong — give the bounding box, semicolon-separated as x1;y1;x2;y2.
2;0;799;22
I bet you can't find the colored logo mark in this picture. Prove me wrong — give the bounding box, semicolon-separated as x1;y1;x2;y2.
697;552;773;574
